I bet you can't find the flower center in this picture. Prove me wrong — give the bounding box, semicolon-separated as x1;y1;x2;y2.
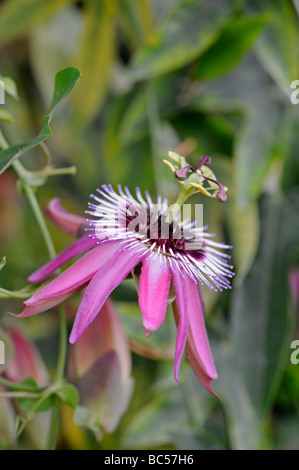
123;205;204;259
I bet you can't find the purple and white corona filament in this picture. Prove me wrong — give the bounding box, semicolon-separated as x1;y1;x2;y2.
87;185;233;293
11;184;234;395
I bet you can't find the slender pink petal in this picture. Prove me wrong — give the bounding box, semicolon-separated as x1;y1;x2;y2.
28;235;98;283
172;277;218;396
172;270;190;382
69;248;146;343
11;241;118;318
188;282;217;379
44;198;88;238
138;254;172;331
10;283;88;318
185;284;218;396
185;328;219;399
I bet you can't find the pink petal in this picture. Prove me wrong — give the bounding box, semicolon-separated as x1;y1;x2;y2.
77;351;133;434
4;328;49;385
172;276;218;396
69;248;146;344
68;299;134;434
172;270;190;382
11;241;118;318
182;279;218;381
44;198;88;238
185;326;219;399
27;235;98;283
10;283;89;318
188;284;217;381
138;254;172;331
69;298;131;380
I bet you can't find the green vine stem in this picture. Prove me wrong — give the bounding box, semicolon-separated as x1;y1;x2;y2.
1;132;68;444
0;376;44;392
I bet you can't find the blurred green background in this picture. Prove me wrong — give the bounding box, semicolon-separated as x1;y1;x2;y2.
0;0;299;450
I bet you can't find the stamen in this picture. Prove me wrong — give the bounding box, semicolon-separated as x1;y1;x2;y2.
197;155;212;171
196;171;227;203
174;165;194;181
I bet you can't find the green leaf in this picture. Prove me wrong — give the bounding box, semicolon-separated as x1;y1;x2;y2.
127;0;235;82
0;116;52;174
231;191;299;416
49;66;81;116
19;394;55;413
56;384;79;409
17;378;54;412
71;0;116;130
196;14;269;79
0;376;44;393
0;66;80;174
0;0;74;45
